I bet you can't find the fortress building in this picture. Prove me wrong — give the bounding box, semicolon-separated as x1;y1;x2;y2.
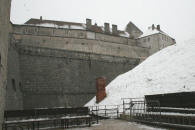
0;1;175;126
5;17;175;110
1;4;175;115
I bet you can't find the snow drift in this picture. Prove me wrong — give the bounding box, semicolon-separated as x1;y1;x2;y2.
86;39;195;106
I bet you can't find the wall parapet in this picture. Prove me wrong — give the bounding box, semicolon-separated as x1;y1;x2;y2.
11;33;149;59
12;24;137;46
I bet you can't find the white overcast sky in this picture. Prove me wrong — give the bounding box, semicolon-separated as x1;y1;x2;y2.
11;0;195;43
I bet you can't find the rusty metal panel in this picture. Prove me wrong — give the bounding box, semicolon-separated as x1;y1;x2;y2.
96;77;106;103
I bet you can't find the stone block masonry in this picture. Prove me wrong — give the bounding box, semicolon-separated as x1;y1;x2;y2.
0;1;176;126
5;21;149;110
11;26;149;59
17;45;140;108
5;43;23;110
0;0;12;129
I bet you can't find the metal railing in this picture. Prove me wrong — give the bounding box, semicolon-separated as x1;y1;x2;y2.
121;98;195;129
88;97;195;129
89;105;122;119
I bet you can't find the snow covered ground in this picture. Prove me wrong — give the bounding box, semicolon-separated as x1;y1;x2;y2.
86;39;195;106
70;119;166;130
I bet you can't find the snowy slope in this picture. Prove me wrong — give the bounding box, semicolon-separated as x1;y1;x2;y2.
86;39;195;106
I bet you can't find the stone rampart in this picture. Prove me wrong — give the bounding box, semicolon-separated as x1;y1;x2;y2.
6;24;149;109
16;45;140;108
0;0;12;128
12;25;149;59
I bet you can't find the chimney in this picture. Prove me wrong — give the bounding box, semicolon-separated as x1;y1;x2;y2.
157;25;160;30
152;24;155;30
112;24;118;35
96;77;106;103
40;16;43;21
104;23;110;34
86;18;92;30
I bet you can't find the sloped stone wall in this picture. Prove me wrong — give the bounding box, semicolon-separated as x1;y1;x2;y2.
17;45;140;108
6;22;149;110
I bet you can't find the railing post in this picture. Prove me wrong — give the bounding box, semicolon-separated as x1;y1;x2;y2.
129;101;132;121
144;99;146;113
123;100;125;114
117;105;119;118
105;105;106;117
96;106;99;124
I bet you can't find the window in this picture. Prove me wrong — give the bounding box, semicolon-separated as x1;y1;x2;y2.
19;82;23;92
143;39;146;42
12;79;16;91
148;37;150;42
162;35;164;41
0;53;2;67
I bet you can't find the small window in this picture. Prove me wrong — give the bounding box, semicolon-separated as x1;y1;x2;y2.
0;53;2;67
162;35;164;41
12;79;16;91
143;39;146;42
148;37;150;42
19;82;23;92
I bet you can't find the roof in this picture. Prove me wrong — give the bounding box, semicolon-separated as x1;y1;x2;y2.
25;18;86;30
89;24;103;33
127;21;143;33
138;26;170;39
24;18;130;38
118;30;130;38
25;18;84;27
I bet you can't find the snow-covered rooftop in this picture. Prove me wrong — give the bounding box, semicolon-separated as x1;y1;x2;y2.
24;18;130;38
138;26;169;38
86;39;195;106
26;22;86;30
99;26;129;37
118;31;130;38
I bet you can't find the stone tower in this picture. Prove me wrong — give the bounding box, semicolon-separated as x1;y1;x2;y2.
0;0;12;129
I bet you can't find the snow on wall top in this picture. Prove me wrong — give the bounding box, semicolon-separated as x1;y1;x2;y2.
86;39;195;106
25;18;86;30
26;23;86;30
119;31;130;38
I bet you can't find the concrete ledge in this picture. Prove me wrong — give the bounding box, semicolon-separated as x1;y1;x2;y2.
120;114;195;130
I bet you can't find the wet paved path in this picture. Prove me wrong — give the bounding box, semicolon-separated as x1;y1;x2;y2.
56;119;167;130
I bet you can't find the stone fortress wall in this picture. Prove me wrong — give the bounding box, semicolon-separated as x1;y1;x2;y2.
11;24;149;58
137;25;176;54
4;12;175;111
0;0;12;129
0;1;176;128
6;23;149;109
